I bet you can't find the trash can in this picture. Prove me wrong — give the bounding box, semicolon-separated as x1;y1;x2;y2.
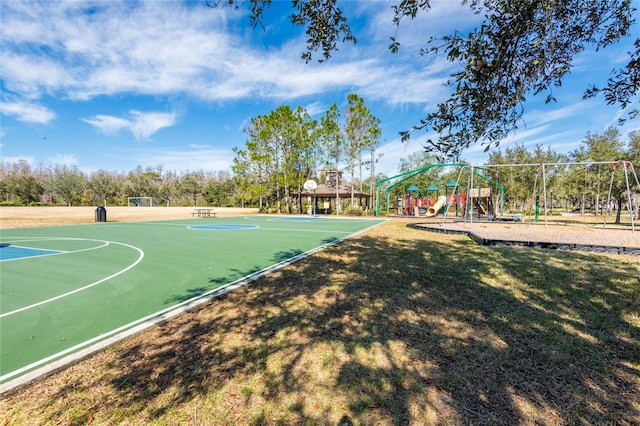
95;206;107;222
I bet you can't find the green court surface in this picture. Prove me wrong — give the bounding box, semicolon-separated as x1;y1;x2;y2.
0;215;386;386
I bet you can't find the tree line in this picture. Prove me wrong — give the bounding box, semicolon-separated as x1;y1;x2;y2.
0;162;238;208
2;124;638;220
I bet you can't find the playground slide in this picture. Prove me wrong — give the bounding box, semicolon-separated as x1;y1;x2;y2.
426;195;447;217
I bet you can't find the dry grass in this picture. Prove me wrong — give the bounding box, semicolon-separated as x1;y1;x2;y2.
0;206;257;229
1;212;639;425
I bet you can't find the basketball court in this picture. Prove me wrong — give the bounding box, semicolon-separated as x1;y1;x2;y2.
0;215;386;390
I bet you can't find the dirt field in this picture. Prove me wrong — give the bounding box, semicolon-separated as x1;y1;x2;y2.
2;207;639;249
414;220;640;249
0;206;259;229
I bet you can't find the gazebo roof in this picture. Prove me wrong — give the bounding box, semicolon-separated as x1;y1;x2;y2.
406;184;420;192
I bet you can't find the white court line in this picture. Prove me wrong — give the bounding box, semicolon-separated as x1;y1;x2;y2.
0;239;144;318
0;238;110;262
242;216;385;224
256;227;352;233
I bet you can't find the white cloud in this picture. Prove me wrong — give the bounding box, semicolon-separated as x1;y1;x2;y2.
304;101;327;117
361;0;482;48
81;110;178;140
0;101;56;124
376;136;428;176
0;0;458;108
1;1;235;100
81;115;130;135
522;103;594;128
127;111;178;140
135;145;234;173
2;0;636;177
48;154;79;166
1;155;35;166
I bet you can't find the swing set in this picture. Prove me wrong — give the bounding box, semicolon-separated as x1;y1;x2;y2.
502;160;640;232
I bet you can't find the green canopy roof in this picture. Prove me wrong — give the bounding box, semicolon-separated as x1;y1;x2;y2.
406;184;420;193
446;180;459;187
426;184;439;191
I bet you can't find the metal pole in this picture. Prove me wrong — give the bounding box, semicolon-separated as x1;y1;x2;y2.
542;163;548;229
604;164;615;230
623;161;635;233
630;161;640;233
469;166;474;228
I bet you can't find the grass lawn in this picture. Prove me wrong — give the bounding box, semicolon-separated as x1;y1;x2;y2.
1;219;639;425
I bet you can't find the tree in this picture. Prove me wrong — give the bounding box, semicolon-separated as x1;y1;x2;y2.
232;146;258;209
235;106;318;213
319;103;343;213
125;166;162;200
241;116;272;211
158;170;180;207
210;0;356;63
179;172;205;206
343;93;381;208
288;106;320;213
488;144;565;214
488;144;536;213
397;151;442;185
264;105;303;213
203;171;235;207
50;165;86;206
572;128;625;215
628;130;640;165
1;160;43;205
402;1;638;159
567;128;639;222
89;170;115;206
233;0;638;159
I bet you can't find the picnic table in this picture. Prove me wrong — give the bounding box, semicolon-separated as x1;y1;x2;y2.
191;208;217;218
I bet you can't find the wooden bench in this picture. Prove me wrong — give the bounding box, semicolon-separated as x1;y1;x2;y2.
191;208;217;218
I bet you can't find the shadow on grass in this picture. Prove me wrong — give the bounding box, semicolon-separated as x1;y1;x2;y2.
37;223;639;424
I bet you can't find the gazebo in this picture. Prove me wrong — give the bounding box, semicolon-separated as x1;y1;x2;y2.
300;184;371;214
298;169;371;214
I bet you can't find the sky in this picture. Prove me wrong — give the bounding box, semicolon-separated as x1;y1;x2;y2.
1;0;639;178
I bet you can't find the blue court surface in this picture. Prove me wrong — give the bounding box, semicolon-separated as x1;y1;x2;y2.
0;244;63;261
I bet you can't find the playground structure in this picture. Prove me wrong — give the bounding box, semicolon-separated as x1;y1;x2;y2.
398;186;499;218
375;160;640;232
379;163;505;220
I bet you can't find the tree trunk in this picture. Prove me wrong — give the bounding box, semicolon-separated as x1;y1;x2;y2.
350;168;355;208
284;181;290;214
